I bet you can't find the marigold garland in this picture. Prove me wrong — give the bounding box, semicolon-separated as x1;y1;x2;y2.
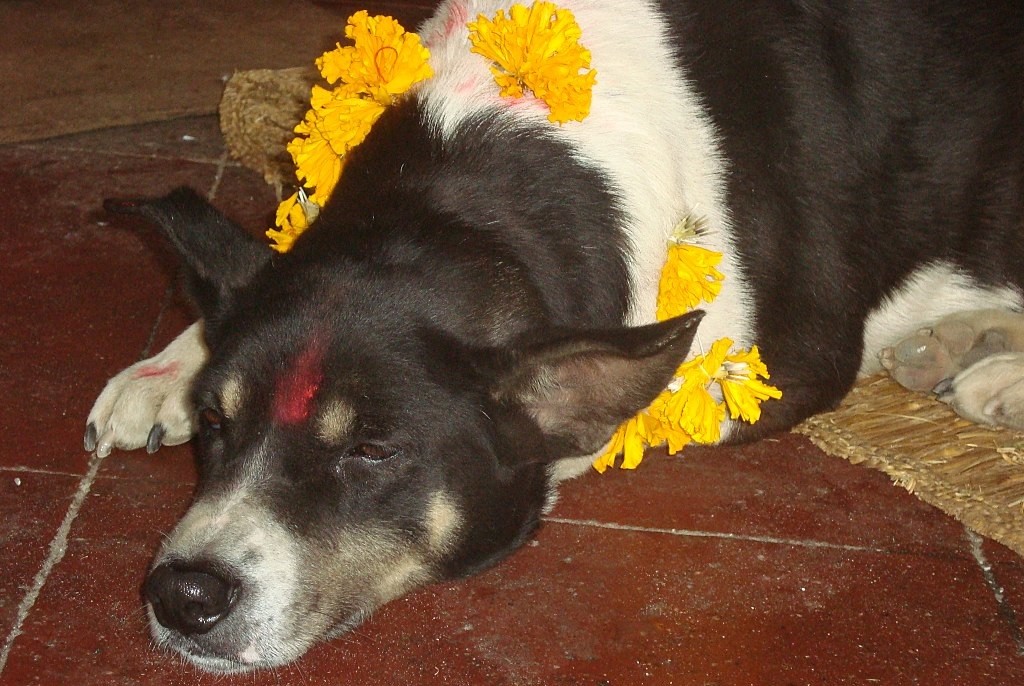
267;11;432;252
467;2;597;124
593;220;783;473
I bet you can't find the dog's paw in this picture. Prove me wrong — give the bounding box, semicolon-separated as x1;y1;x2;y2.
879;328;956;392
936;352;1024;431
85;322;207;457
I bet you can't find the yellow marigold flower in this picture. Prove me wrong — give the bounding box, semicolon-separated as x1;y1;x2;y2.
312;85;388;158
666;338;732;444
593;215;782;471
287;108;343;205
594;407;670;472
316;10;433;105
719;346;783;422
468;2;597;124
267;189;319;253
273;13;432;253
656;243;725;319
646;389;690;454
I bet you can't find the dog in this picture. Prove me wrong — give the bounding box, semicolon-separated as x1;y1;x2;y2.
83;0;1024;672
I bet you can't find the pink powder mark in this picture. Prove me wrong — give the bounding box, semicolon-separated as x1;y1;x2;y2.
133;361;180;380
496;93;549;116
273;342;325;425
443;2;469;37
456;75;482;95
424;2;468;47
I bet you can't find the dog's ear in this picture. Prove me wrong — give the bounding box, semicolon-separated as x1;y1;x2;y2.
493;311;705;459
104;187;270;318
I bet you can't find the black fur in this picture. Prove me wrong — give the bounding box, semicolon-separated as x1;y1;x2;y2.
665;0;1024;436
125;101;703;585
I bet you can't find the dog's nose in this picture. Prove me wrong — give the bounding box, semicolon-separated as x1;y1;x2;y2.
144;562;239;635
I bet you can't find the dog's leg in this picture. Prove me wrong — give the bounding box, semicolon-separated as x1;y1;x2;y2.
935;352;1024;431
84;321;207;456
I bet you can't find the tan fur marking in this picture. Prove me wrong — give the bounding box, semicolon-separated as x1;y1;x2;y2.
317;399;356;444
424;491;462;553
220;375;244;418
375;555;429;604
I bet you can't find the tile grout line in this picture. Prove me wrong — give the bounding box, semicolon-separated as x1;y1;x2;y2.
206;150;230;202
542;516;888;553
0;144;214;671
0;465;83;479
0;451;106;674
0;141;230;675
964;527;1024;656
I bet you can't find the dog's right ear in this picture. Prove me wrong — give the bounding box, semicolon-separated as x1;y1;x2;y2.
104;187;270;318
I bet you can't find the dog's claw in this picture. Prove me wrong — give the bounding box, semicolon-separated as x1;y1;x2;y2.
147;424;165;454
933;377;954;398
84;423;98;452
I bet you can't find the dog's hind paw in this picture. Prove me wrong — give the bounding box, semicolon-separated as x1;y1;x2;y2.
85;321;207;457
879;328;957;392
936;352;1024;431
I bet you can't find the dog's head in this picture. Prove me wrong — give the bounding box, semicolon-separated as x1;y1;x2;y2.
109;188;701;672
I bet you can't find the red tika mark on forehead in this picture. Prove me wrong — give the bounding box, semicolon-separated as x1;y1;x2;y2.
273;342;325;425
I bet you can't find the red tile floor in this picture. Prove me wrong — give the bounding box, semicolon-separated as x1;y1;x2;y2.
2;116;1024;684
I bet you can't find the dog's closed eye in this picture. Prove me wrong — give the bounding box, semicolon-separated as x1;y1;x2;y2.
349;443;398;462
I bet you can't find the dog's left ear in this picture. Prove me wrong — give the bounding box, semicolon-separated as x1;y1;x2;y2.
104;186;270;318
494;311;705;459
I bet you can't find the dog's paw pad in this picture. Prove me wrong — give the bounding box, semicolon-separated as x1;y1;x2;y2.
883;332;957;392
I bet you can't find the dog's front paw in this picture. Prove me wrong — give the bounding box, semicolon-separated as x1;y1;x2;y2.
936;352;1024;431
85;322;207;457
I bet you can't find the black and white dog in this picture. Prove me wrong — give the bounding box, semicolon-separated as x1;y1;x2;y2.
84;0;1024;672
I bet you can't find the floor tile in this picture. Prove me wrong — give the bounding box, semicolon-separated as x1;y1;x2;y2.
0;143;219;473
0;469;81;638
551;433;970;557
8;499;1023;685
0;476;196;686
982;539;1024;656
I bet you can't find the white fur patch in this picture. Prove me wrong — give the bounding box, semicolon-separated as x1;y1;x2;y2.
87;320;207;456
417;0;751;344
861;263;1022;375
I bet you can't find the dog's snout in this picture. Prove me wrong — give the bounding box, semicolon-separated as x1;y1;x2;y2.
145;562;239;636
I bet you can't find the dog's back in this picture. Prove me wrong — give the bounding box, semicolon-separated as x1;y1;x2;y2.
667;0;1024;433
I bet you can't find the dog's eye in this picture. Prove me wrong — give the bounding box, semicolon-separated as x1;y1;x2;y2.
350;443;397;462
199;407;224;432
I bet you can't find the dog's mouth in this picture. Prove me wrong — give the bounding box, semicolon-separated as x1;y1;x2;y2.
148;609;313;673
145;586;372;673
146;605;262;673
164;639;255;674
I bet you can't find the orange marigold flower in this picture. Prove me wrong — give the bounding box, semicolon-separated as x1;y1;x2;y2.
316;10;433;105
468;2;597;124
